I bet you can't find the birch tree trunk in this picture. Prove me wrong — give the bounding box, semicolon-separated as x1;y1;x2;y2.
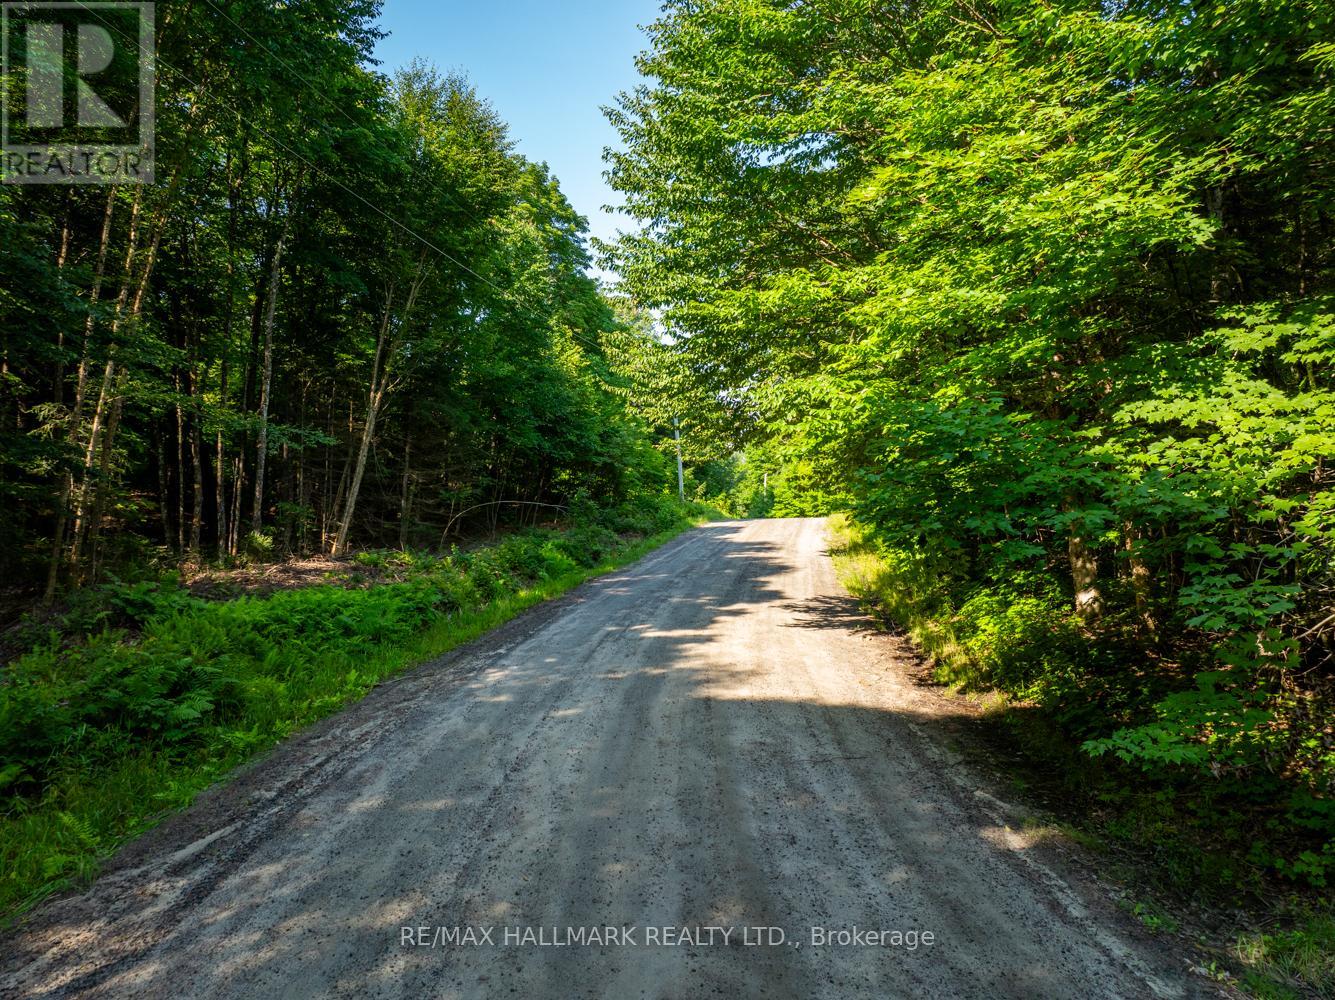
44;192;118;600
64;189;139;584
76;171;176;580
331;293;395;558
82;194;170;579
333;254;429;556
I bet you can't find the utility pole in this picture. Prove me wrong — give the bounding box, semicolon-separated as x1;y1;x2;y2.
673;419;685;502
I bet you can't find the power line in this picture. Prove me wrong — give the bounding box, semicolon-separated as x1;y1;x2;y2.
198;0;494;236
66;0;609;355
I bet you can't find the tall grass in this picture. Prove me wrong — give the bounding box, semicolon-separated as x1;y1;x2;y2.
1236;915;1335;999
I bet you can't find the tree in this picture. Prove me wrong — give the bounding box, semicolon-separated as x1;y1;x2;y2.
605;0;1335;865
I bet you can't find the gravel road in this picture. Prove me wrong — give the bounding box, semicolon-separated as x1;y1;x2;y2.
1;518;1215;999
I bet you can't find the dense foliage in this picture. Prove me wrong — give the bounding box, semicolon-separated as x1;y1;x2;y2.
0;0;673;599
0;0;719;916
0;496;704;916
608;0;1334;887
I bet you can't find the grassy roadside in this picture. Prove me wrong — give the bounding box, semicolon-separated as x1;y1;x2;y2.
826;514;1333;1000
0;500;718;923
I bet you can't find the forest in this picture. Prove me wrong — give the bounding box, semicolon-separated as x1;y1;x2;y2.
605;0;1335;955
0;0;680;592
0;0;1332;988
0;0;709;918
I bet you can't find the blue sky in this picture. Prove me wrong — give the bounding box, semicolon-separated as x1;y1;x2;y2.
372;0;661;268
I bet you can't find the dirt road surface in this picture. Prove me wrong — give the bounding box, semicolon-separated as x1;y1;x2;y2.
1;519;1216;999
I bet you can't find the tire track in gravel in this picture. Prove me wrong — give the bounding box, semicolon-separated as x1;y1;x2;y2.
1;519;1221;999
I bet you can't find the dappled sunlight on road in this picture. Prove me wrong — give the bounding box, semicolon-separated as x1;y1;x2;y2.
2;520;1196;1000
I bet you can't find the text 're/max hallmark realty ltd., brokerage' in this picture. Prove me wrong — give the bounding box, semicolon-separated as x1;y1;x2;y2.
400;925;937;950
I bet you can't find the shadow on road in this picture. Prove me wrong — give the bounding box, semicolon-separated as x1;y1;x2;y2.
4;520;1191;1000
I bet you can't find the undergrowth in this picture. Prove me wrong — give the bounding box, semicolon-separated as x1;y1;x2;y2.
828;514;1334;999
0;497;717;922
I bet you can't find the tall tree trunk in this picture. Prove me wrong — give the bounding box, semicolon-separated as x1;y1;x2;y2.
333;255;428;556
399;431;413;550
188;361;204;560
71;164;175;581
68;355;119;573
59;190;130;590
44;191;117;602
229;457;244;555
157;424;173;548
174;375;186;555
251;217;291;533
332;294;395;557
216;355;230;554
82;183;172;579
215;148;243;555
1123;522;1154;633
52;196;72;404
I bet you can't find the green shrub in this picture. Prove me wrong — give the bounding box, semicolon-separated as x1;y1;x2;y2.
0;500;709;918
829;515;1335;894
559;522;621;567
956;593;1077;694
